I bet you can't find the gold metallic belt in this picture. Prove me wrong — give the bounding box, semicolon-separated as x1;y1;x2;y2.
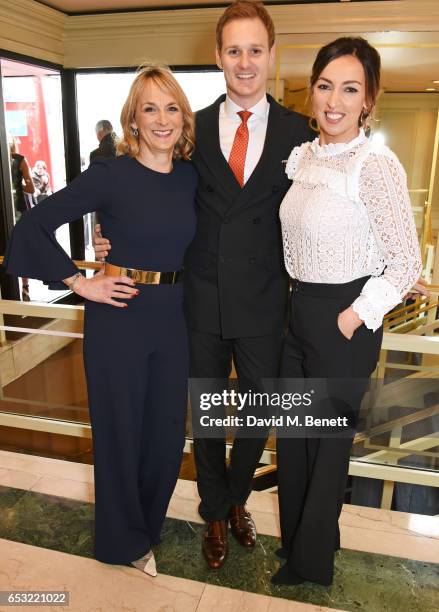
104;262;182;285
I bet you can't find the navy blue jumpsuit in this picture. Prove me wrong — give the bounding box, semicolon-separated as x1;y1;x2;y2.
4;156;198;564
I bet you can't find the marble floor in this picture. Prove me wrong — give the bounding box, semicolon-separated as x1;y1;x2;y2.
0;450;438;612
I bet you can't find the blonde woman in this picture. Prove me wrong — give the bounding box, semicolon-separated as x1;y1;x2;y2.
4;65;197;576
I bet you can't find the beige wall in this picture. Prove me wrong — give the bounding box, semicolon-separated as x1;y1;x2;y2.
0;0;65;65
285;88;308;114
62;0;439;69
1;0;439;69
375;94;439;231
377;95;438;189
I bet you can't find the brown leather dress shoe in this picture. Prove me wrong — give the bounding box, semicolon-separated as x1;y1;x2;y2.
229;504;257;548
202;519;228;569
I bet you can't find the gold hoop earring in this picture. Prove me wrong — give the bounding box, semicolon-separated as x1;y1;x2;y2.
359;108;370;128
308;115;320;133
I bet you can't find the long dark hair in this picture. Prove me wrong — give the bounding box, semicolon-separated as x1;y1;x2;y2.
310;37;381;126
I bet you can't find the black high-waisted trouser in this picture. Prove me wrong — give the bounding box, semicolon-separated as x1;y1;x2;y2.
83;283;188;564
277;276;383;585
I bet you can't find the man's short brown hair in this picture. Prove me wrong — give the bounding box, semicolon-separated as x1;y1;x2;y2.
216;1;275;50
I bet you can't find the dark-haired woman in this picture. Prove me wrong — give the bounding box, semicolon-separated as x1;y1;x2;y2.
273;37;422;586
4;65;197;576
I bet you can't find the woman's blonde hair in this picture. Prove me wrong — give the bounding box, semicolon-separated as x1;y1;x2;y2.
117;63;195;160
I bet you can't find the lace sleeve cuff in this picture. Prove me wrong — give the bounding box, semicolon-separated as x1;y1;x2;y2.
351;276;402;332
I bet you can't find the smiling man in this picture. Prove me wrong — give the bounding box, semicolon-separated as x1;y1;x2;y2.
93;0;313;571
184;0;313;570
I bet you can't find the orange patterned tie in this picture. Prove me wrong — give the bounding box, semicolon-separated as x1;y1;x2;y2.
228;110;252;187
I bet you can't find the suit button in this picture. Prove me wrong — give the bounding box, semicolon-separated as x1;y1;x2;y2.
272;185;279;193
223;217;230;224
219;255;225;263
206;185;214;193
253;217;261;225
249;257;256;264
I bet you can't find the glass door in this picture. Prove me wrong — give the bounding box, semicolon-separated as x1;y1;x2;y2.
0;57;69;302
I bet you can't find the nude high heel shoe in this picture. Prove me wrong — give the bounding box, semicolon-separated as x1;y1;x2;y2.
131;550;157;577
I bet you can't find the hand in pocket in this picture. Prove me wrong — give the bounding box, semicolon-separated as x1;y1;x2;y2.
337;306;363;340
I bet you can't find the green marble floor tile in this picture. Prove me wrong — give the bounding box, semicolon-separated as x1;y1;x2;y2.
0;484;28;511
0;486;437;612
0;487;94;558
0;485;29;535
156;518;439;612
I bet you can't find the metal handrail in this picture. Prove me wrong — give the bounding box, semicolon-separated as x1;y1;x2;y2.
0;255;101;271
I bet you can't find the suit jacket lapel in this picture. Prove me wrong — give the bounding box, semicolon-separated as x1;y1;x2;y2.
228;96;292;214
195;95;241;200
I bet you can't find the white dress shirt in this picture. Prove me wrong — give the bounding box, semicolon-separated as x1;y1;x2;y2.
279;130;422;331
219;94;269;185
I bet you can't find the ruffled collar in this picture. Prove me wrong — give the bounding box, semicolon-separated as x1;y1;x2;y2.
310;129;367;158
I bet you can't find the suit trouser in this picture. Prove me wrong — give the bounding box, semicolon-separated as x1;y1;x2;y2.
277;277;383;585
189;330;284;522
83;285;188;564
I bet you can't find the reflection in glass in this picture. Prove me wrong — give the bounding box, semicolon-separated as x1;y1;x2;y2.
1;58;68;302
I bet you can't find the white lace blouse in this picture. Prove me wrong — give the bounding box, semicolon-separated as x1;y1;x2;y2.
279;130;422;331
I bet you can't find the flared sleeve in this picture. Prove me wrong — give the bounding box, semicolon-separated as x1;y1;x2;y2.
351;150;422;331
3;159;110;284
